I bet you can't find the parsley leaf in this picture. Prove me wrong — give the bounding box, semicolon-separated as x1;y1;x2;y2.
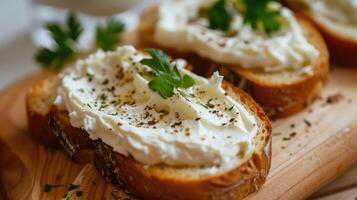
237;0;282;33
140;49;195;99
96;18;125;51
207;0;233;31
66;12;83;41
35;12;81;70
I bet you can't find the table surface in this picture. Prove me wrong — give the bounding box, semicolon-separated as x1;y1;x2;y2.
0;0;356;199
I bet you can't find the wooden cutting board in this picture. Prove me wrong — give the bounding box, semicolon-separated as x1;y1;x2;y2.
0;66;357;200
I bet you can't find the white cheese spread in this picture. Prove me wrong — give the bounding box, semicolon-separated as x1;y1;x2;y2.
54;46;258;167
154;0;319;72
305;0;357;40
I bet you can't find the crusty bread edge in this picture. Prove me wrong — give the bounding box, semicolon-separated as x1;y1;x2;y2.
284;0;357;67
26;76;59;147
137;6;329;118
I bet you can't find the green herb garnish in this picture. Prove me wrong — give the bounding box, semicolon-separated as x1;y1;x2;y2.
96;18;125;51
44;183;63;193
140;49;195;99
237;0;282;33
207;0;233;32
35;12;81;70
35;12;125;70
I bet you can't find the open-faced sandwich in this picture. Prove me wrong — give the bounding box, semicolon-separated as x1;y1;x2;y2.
139;0;330;118
26;45;272;199
285;0;357;67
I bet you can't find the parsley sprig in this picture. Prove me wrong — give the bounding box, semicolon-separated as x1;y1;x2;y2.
35;12;81;70
237;0;282;33
140;49;195;99
207;0;233;32
206;0;282;33
96;18;125;51
35;12;125;70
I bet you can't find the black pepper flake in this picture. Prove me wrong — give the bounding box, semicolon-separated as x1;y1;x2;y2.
326;93;343;104
303;119;311;127
290;124;295;128
228;105;234;111
290;132;297;137
195;117;201;121
44;184;63;193
206;98;214;108
171;121;182;128
68;184;80;191
282;137;290;141
102;79;109;85
76;191;84;197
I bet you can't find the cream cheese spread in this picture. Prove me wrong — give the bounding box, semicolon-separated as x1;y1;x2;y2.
154;0;319;72
54;46;258;167
305;0;357;40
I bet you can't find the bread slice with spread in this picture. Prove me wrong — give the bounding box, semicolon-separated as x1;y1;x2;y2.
138;0;329;118
284;0;357;67
28;45;271;199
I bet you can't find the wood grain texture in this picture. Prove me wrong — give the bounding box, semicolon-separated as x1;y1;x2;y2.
0;67;357;200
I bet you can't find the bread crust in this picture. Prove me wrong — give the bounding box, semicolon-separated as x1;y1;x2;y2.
93;81;272;200
26;76;59;147
48;107;95;163
284;0;357;67
138;6;329;118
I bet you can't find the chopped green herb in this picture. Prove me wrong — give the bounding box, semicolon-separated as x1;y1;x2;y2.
44;183;63;193
140;49;195;99
207;0;233;31
96;18;125;51
198;102;209;109
236;0;282;33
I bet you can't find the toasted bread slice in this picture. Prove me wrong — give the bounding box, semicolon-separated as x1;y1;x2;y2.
26;77;94;163
50;81;271;200
284;0;357;67
26;76;59;147
138;6;329;118
93;82;271;200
